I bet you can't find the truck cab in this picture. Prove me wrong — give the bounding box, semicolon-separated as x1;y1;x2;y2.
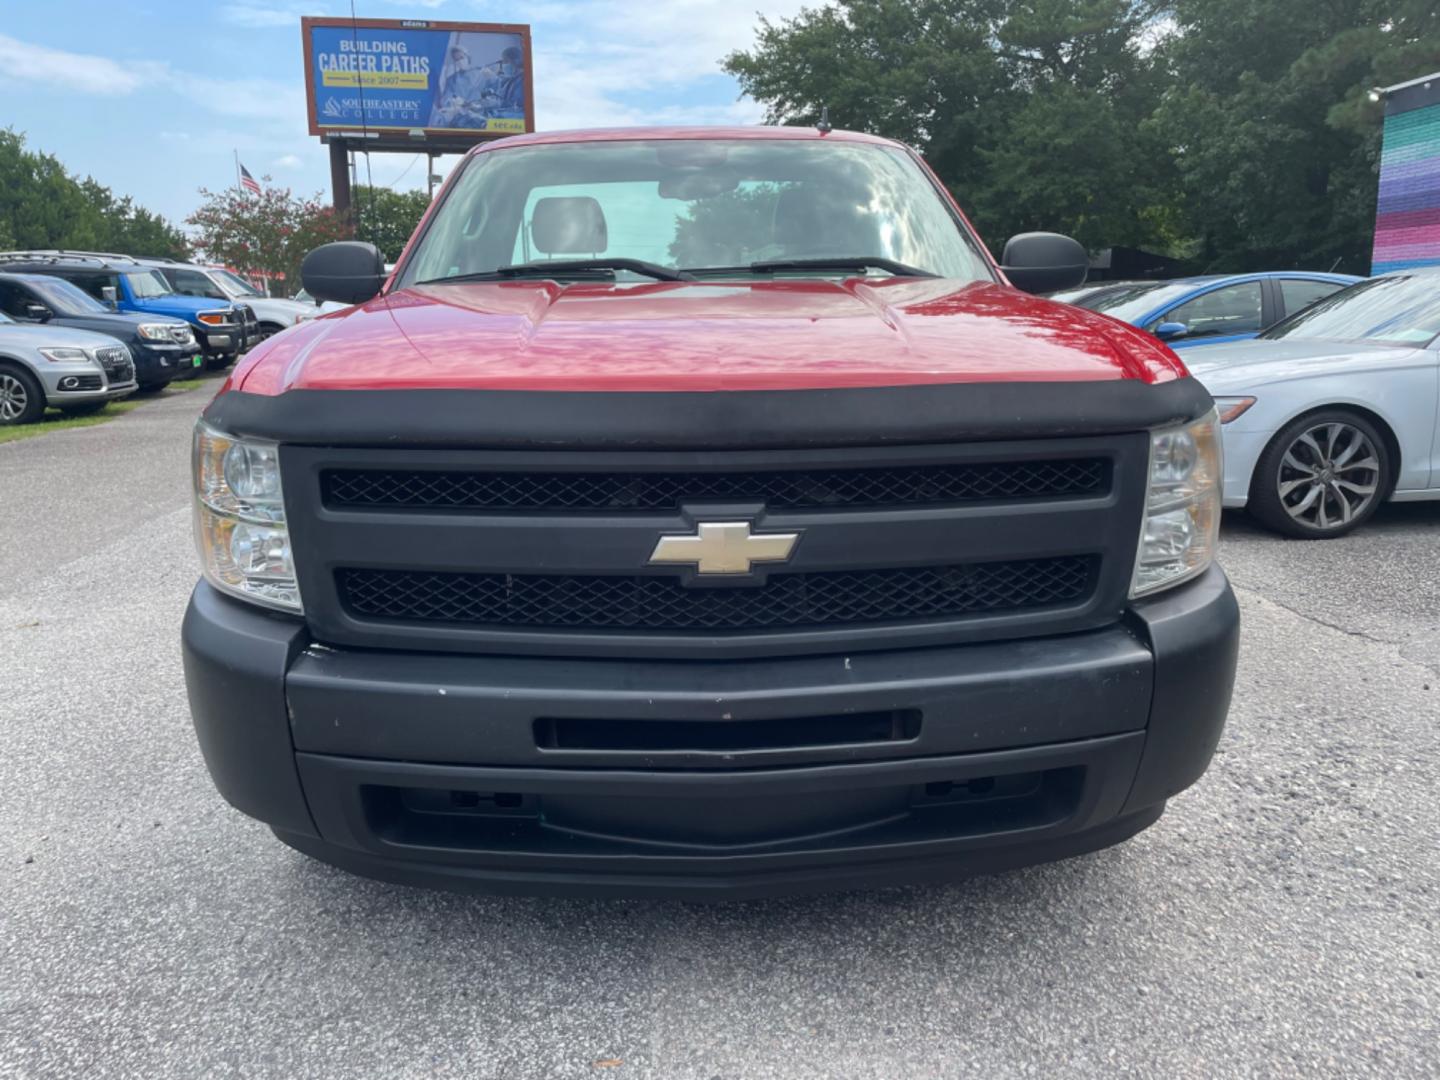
0;252;254;368
183;127;1239;899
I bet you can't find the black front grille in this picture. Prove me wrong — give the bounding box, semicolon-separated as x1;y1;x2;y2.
323;458;1108;514
95;346;133;384
337;557;1097;633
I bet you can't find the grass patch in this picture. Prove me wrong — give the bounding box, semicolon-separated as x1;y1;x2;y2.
0;379;207;445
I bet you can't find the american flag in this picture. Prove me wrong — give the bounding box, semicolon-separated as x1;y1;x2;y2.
239;163;261;195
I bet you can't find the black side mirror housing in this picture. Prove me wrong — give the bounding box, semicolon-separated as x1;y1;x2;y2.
23;302;51;322
301;241;388;305
999;232;1089;294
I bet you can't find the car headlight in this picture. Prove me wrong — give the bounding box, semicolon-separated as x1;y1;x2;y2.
1130;408;1222;598
192;422;302;612
137;323;179;342
38;347;95;363
197;312;230;326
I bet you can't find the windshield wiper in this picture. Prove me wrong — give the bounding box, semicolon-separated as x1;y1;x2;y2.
420;259;693;285
685;257;936;279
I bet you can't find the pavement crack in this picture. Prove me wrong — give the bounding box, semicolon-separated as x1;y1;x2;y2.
1236;587;1394;648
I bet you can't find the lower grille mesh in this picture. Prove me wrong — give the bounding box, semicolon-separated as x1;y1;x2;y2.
337;557;1096;633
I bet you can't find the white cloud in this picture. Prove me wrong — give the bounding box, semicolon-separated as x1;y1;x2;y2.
0;32;165;93
218;2;315;28
521;0;816;131
0;32;303;134
272;153;304;169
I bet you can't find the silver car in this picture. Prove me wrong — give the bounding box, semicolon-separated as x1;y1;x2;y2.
1186;268;1440;537
0;310;137;425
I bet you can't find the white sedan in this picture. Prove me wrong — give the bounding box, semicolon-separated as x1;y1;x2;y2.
1185;268;1440;538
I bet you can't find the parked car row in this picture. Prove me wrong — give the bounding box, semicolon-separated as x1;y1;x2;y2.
1049;271;1362;348
1054;267;1440;538
0;250;312;426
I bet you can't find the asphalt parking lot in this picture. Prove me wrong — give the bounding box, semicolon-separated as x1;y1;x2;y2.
2;390;1437;1079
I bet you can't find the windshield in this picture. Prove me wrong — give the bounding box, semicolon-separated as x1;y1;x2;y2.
1262;274;1440;345
399;138;994;285
28;276;107;315
212;268;262;297
1073;281;1206;323
125;271;174;299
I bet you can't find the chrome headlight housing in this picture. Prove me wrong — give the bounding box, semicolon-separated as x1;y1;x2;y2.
192;422;302;612
38;347;97;364
1130;408;1222;598
137;322;181;342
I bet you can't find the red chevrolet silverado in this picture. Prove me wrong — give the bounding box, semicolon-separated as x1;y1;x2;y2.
183;126;1238;899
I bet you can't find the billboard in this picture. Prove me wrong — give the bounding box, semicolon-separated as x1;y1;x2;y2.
302;17;533;147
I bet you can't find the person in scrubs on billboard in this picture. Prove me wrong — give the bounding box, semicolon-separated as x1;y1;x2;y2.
431;36;525;128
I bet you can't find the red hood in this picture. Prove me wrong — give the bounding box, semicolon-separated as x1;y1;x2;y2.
229;278;1185;396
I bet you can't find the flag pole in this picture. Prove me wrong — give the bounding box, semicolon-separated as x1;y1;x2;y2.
234;150;243;196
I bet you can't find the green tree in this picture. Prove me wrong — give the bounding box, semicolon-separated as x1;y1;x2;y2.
352;186;432;262
0;129;187;258
724;0;1176;254
187;182;350;295
1151;0;1440;272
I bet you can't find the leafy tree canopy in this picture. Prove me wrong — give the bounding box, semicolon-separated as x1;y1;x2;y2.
187;182;350;296
0;129;188;259
725;0;1440;273
353;186;433;263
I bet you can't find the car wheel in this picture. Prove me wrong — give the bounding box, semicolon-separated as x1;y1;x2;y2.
257;322;285;341
205;354;235;371
1248;410;1390;538
58;401;108;416
0;365;45;426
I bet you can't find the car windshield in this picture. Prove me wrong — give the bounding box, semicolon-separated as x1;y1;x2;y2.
1073;280;1208;322
398;138;994;285
212;268;262;297
27;276;107;315
125;270;175;299
1261;274;1440;345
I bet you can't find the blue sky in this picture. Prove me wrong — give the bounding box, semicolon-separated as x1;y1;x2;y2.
0;0;809;229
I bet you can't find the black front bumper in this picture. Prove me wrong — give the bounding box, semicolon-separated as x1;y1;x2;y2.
131;344;194;388
182;566;1239;899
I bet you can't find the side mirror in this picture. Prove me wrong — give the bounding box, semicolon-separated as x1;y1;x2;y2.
1153;321;1189;342
100;286;119;310
999;232;1089;294
301;241;387;305
23;302;51;322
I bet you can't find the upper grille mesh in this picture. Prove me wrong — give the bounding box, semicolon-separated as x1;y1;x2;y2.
323;458;1107;514
337;557;1096;634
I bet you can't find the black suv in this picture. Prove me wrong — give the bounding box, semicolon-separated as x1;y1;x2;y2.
0;272;199;391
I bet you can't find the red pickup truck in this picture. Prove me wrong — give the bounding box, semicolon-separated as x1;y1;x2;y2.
183;126;1238;899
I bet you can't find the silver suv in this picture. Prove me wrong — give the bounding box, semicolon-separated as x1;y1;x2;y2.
0;310;136;425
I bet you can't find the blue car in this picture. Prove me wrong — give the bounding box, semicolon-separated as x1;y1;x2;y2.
0;252;258;368
1049;272;1362;349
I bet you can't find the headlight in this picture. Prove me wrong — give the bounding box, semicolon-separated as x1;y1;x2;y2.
192;422;302;612
197;312;230;326
137;323;179;342
38;347;95;363
1130;408;1222;598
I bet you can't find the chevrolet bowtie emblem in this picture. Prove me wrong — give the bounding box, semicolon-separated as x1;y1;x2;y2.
648;521;800;575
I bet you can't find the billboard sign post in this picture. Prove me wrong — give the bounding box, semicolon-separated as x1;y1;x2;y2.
301;17;534;223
